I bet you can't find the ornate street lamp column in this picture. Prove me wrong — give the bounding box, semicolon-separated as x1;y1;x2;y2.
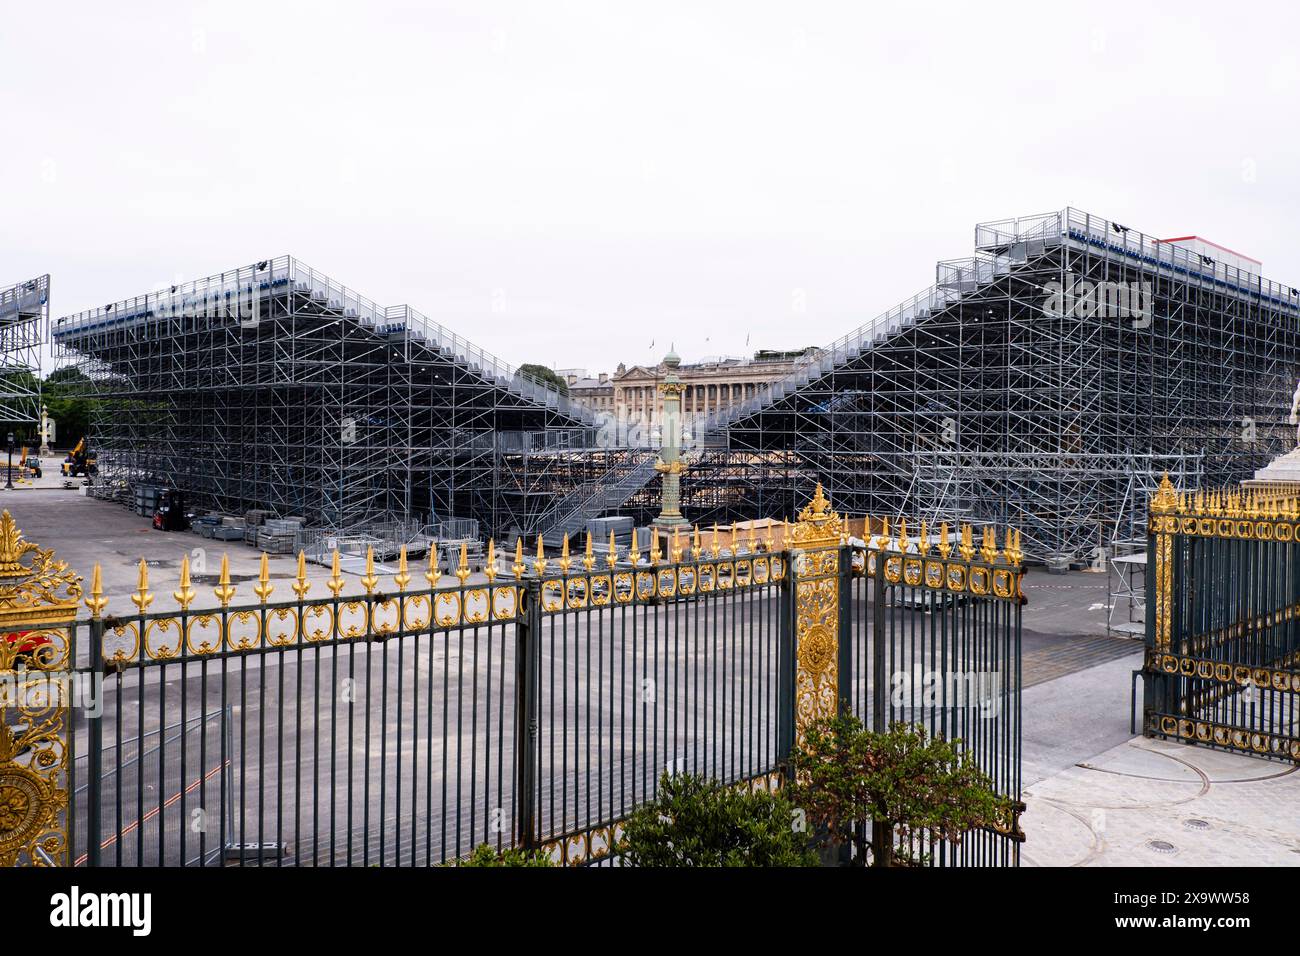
652;348;691;533
38;404;51;457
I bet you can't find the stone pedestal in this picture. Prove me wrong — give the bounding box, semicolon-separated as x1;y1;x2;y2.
1242;448;1300;495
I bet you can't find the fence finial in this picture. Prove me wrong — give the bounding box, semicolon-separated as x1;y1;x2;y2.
86;562;108;618
485;540;497;583
606;528;619;569
327;549;345;596
709;524;721;559
558;534;571;574
513;537;526;579
534;534;548;576
362;546;380;593
130;558;153;613
426;544;441;589
214;553;236;606
395;545;412;590
292;550;311;599
1151;472;1179;513
692;525;703;560
981;527;998;564
582;533;594;571
937;521;951;559
254;553;274;602
456;542;470;584
958;525;975;562
174;555;197;610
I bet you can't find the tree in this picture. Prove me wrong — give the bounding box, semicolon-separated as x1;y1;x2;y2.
788;716;1013;867
518;363;569;396
620;772;818;867
40;368;95;449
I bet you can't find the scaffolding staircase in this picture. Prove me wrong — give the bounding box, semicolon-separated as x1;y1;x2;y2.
533;450;660;540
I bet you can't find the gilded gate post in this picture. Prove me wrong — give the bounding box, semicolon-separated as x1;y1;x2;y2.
1148;473;1179;655
790;484;847;739
0;510;82;866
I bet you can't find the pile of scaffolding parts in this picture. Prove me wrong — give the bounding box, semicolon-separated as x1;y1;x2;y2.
191;510;305;553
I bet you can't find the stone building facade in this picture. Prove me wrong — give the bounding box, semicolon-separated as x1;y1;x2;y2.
561;350;817;426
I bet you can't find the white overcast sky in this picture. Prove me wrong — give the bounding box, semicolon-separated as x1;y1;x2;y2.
4;1;1299;373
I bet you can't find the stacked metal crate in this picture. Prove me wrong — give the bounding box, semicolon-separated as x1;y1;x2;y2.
257;517;303;554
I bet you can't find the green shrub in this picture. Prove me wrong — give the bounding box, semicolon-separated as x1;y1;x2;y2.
789;716;1013;867
620;772;818;867
456;843;555;867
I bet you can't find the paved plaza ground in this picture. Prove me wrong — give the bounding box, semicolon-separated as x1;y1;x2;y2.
3;482;1295;866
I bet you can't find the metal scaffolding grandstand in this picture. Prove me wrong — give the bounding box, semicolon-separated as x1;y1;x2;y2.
553;208;1300;563
52;208;1300;560
0;275;46;425
53;257;594;535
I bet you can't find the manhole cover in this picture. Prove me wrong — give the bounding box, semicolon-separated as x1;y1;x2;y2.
1183;819;1211;830
1147;839;1178;854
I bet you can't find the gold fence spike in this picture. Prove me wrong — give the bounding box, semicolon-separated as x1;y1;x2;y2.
650;528;662;564
582;534;595;571
692;525;703;560
426;544;442;589
362;546;380;593
485;540;498;583
628;529;641;566
395;545;412;590
709;525;720;559
897;517;909;553
513;537;526;579
980;527;997;564
86;562;109;618
764;521;774;553
534;534;548;576
671;527;683;563
130;558;154;613
173;555;197;610
918;520;930;556
456;542;471;584
747;524;757;552
875;516;891;550
937;522;952;559
958;525;974;562
558;534;572;574
215;553;237;606
292;550;311;599
327;549;346;597
606;529;619;569
254;553;274;602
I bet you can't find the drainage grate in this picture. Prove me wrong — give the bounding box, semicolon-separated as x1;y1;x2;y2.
1146;839;1178;854
1182;819;1211;831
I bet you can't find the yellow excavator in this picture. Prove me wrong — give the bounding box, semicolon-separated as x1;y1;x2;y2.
61;438;96;478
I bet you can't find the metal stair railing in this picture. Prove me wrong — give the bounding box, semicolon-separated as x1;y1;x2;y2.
694;280;965;439
536;451;660;539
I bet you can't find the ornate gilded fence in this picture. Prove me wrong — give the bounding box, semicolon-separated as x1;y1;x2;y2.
1143;476;1300;761
0;486;1024;868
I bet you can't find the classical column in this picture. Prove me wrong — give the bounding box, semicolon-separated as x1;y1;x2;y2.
653;349;691;533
